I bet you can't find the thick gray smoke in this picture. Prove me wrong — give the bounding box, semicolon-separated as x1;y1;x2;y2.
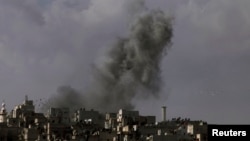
41;9;173;113
89;10;173;112
40;86;86;112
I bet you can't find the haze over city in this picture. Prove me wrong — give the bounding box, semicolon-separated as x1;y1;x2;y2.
0;0;249;124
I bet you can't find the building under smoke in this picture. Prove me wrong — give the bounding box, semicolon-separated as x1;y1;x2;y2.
0;97;208;141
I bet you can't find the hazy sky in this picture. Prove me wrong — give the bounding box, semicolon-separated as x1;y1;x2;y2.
0;0;249;124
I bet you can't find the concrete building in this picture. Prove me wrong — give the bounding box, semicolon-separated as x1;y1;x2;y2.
0;102;7;123
74;108;104;128
0;97;208;141
105;113;117;130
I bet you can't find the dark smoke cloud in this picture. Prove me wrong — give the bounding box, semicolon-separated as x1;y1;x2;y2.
88;10;173;112
42;9;173;113
40;86;86;112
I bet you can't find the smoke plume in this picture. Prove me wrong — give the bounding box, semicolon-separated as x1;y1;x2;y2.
40;86;86;112
89;10;173;112
41;9;173;113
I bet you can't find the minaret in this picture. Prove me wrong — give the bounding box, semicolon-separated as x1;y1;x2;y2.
25;95;28;101
0;101;7;123
162;106;166;122
24;95;28;104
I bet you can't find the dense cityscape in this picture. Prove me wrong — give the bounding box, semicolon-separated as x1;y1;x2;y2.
0;96;207;141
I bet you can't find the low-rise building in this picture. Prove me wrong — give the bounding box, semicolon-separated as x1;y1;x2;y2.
0;97;208;141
